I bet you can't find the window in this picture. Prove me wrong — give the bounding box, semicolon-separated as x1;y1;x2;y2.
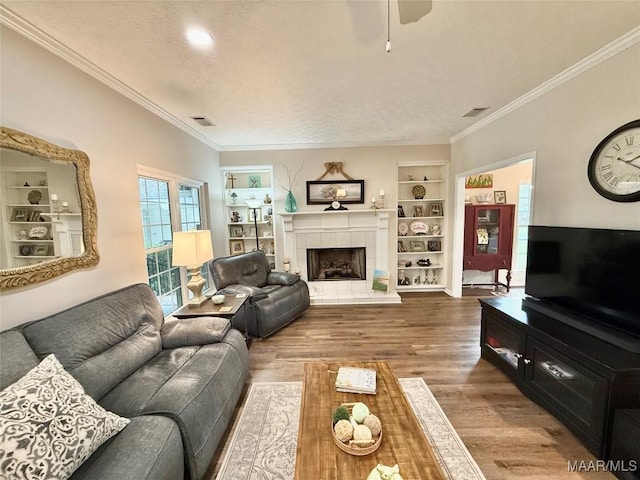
515;182;532;271
138;168;208;315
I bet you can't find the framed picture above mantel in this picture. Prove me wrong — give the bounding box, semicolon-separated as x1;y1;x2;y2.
306;180;365;205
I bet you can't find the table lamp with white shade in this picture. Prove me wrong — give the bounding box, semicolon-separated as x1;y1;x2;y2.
172;230;214;306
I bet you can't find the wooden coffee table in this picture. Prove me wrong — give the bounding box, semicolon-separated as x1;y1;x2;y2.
295;361;446;480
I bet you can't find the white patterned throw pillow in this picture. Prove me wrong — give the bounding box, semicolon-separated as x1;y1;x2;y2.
0;354;130;480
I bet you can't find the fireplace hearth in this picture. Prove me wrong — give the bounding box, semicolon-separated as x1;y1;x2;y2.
307;247;366;281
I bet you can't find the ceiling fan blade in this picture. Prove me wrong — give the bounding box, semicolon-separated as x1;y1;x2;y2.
397;0;433;25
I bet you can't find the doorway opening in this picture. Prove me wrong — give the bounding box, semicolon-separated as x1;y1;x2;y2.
452;154;535;297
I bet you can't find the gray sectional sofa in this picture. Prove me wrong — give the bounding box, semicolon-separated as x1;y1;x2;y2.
0;283;249;480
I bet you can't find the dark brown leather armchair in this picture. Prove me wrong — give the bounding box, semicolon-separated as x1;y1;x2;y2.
208;251;310;338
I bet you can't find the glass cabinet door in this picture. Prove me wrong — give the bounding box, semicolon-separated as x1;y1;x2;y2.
526;338;607;434
483;317;522;371
476;208;501;255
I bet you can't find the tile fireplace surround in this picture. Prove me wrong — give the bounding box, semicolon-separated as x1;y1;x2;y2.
280;210;400;305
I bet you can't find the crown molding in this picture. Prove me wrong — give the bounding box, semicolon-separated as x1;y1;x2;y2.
0;6;221;151
217;137;449;152
450;26;640;144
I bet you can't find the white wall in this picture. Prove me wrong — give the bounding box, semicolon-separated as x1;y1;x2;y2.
0;27;221;329
452;44;640;230
220;145;450;281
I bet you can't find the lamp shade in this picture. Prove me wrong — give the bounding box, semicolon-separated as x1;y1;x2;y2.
245;199;262;209
172;230;214;267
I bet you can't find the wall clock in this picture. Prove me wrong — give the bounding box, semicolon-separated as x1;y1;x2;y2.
587;119;640;202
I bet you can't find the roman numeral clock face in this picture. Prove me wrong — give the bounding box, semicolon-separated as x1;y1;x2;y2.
588;119;640;202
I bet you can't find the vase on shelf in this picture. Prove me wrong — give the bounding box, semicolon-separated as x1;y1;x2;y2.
284;190;297;213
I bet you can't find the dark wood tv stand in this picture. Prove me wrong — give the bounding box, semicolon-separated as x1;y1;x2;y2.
479;296;640;460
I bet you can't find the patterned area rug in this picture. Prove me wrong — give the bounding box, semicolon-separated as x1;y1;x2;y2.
215;378;485;480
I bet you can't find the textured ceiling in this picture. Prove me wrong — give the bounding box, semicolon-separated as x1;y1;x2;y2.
1;1;639;150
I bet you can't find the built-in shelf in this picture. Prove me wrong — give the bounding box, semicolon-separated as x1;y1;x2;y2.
396;162;448;292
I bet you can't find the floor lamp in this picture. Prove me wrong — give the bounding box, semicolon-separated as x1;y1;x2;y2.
172;230;214;306
246;199;262;251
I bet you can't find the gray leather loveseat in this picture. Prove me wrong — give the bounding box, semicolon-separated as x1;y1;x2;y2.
209;250;310;338
0;283;249;480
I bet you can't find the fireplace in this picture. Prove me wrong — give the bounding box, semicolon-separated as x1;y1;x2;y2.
307;247;366;281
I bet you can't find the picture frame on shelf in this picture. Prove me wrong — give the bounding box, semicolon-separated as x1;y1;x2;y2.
11;209;28;222
397;205;405;217
430;203;443;216
306;180;365;205
248;175;261;188
428;240;442;252
494;190;507;204
248;208;262;222
230;225;244;238
410;240;426;252
33;245;50;256
249;226;257;238
230;240;245;255
398;240;408;252
413;205;424;217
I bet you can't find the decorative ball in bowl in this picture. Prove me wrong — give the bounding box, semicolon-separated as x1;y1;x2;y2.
332;402;382;456
207;294;225;305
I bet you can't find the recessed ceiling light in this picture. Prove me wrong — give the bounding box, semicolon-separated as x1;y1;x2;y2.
186;28;213;47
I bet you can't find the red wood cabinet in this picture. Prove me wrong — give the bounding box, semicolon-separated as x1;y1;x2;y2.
463;204;515;291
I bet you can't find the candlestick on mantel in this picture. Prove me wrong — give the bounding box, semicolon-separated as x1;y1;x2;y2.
50;194;60;219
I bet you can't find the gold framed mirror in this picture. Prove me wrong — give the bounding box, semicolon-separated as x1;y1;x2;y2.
1;127;99;289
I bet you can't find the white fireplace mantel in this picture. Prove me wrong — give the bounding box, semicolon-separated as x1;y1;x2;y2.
279;209;400;305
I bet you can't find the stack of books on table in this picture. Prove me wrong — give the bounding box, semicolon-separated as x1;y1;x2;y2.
335;366;377;395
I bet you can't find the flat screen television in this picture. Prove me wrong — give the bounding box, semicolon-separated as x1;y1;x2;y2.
525;226;640;341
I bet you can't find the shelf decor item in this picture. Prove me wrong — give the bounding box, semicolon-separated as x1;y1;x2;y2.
409;220;429;235
410;240;426;252
428;240;441;252
27;189;42;204
412;184;426;199
248;175;261;188
11;209;28;222
28;225;48;239
230;239;245;255
33;245;50;256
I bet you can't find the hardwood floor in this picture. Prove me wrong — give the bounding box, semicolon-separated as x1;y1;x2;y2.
209;293;615;479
